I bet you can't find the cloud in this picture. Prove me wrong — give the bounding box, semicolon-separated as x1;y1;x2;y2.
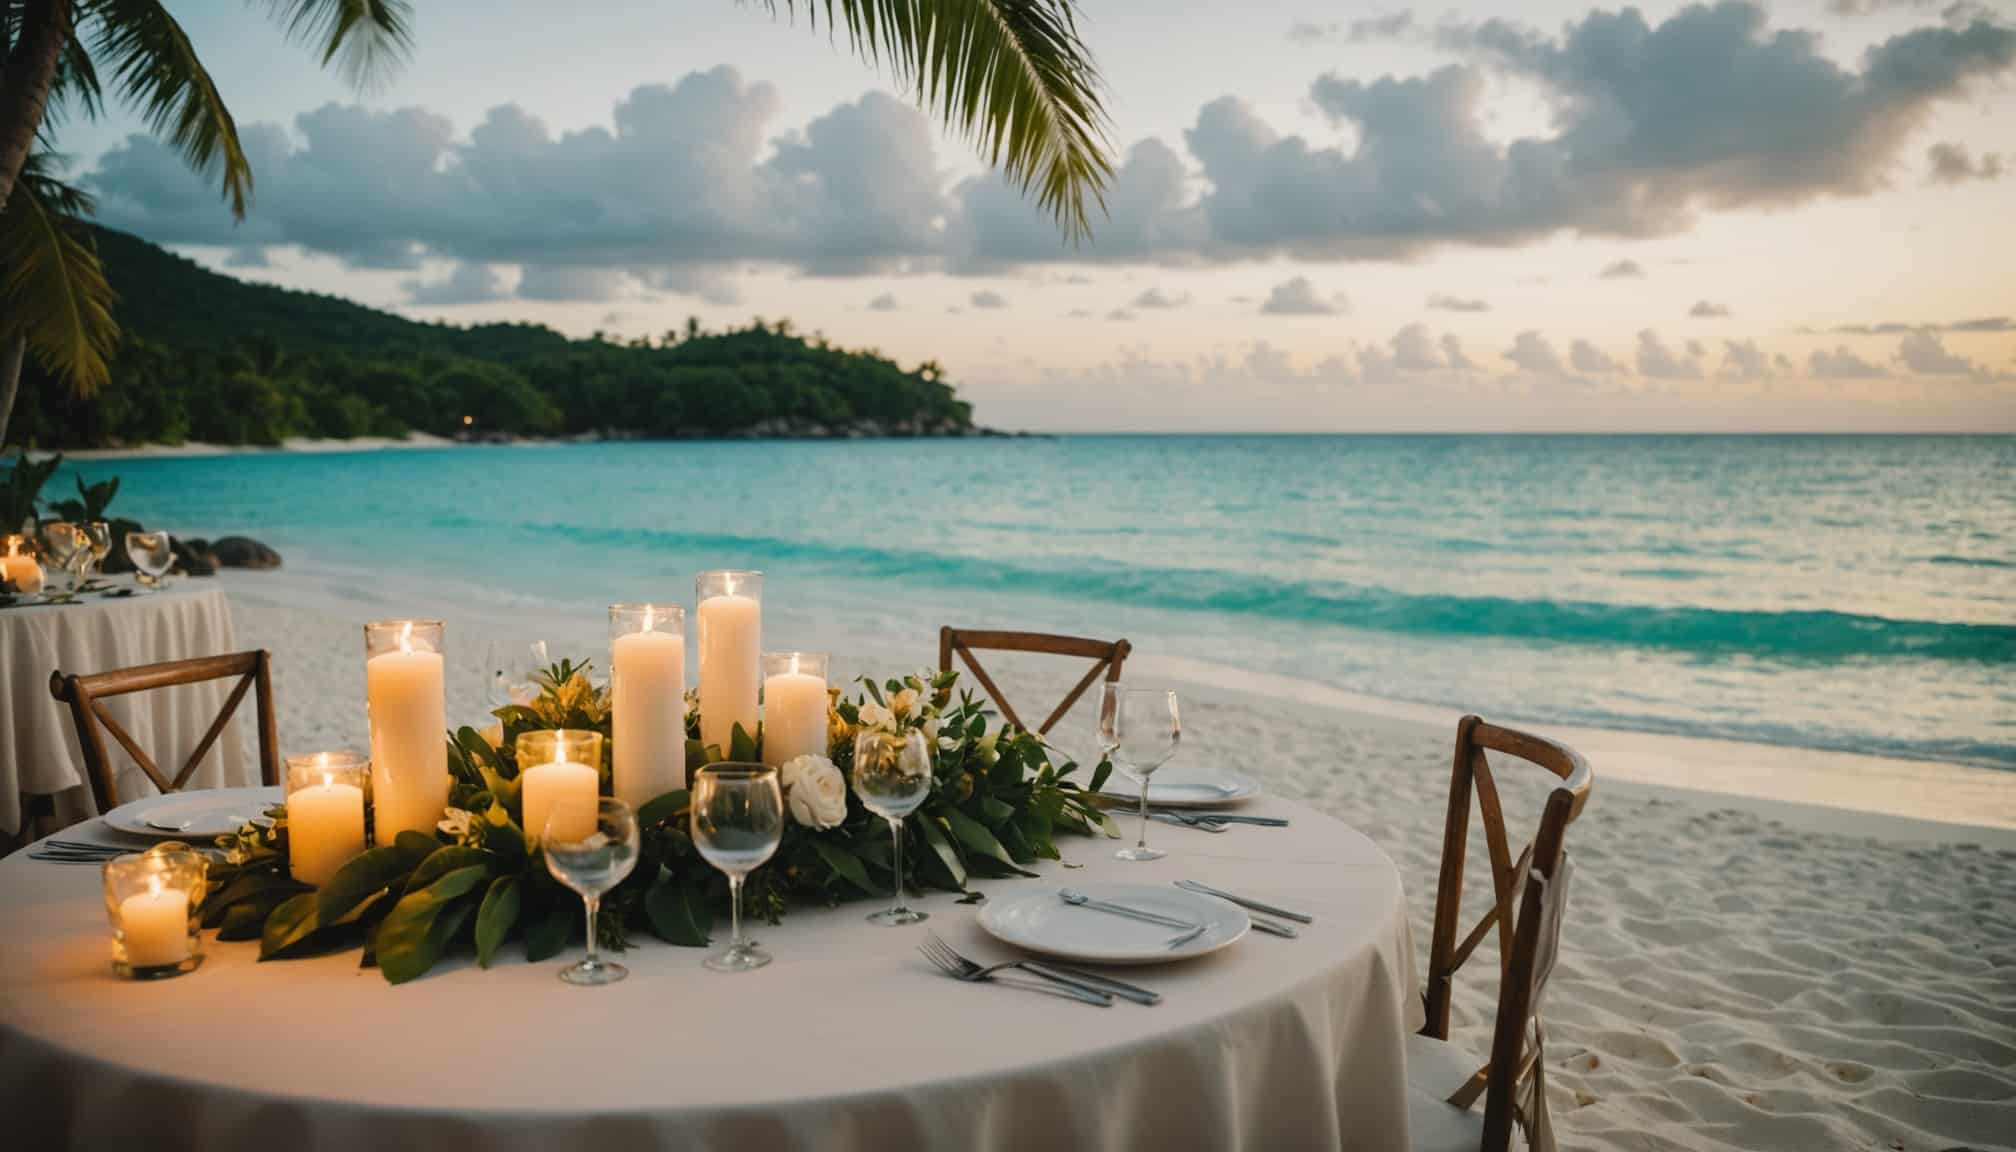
1926;141;2004;184
1806;315;2012;333
1719;339;1777;378
1570;339;1624;373
1896;330;1983;375
866;293;901;311
1359;324;1478;382
1286;13;1414;44
1810;345;1888;377
1428;293;1491;312
1690;300;1732;318
1599;260;1645;279
517;265;630;301
1106;308;1136;322
404;261;510;305
224;244;270;268
1504;331;1567;374
1131;287;1190;309
1635;330;1703;379
1260;276;1343;315
969;290;1010;309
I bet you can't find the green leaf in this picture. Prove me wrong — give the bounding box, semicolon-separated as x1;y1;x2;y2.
945;807;1036;876
525;899;573;962
474;877;519;969
644;877;712;947
374;865;489;984
686;738;711;770
980;796;1015;827
316;843;423;926
407;845;493;891
394;830;442;858
918;812;966;889
811;838;878;896
636;788;689;830
259;891;320;959
1088;758;1112;795
729;722;758;763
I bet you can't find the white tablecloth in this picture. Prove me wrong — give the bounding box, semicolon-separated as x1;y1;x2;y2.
0;796;1420;1151
0;583;252;835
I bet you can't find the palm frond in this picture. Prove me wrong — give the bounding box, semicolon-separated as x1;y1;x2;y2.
81;0;253;217
766;0;1113;242
0;155;118;397
50;24;108;125
259;0;415;91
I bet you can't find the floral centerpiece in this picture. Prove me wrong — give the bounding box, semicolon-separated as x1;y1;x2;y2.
203;661;1118;982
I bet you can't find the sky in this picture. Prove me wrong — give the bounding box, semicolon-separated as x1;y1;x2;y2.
51;0;2016;432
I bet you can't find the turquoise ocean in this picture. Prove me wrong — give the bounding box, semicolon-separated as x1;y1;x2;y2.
60;435;2016;770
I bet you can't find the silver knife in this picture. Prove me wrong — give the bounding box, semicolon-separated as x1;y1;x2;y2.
1175;880;1315;924
1154;811;1290;827
1247;915;1300;939
1022;961;1163;1005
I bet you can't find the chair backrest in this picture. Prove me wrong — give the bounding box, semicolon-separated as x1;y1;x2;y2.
48;650;280;814
1422;715;1593;1152
937;628;1131;735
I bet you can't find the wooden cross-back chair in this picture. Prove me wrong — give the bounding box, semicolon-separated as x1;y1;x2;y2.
1412;715;1593;1152
48;651;281;815
937;628;1131;736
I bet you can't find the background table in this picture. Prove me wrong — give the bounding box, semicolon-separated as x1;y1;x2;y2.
0;583;251;836
0;796;1420;1151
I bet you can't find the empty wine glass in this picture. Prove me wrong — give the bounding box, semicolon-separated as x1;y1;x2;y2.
691;763;783;972
1098;685;1182;862
542;797;639;986
83;521;112;581
852;728;932;925
40;522;84;592
125;531;173;589
482;640;544;708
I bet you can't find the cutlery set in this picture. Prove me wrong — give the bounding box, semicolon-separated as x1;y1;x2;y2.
27;840;145;864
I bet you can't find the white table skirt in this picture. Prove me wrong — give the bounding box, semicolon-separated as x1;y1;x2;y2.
0;583;252;834
0;796;1421;1151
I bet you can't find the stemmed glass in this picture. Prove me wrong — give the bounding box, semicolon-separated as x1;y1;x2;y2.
481;641;542;709
83;521;112;582
40;522;85;592
1098;685;1182;862
691;763;783;972
852;728;932;925
124;531;173;589
542;797;639;986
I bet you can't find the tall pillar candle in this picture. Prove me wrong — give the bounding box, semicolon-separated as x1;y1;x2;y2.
696;570;762;757
517;730;603;845
364;620;449;846
285;752;369;887
610;604;687;808
762;651;830;767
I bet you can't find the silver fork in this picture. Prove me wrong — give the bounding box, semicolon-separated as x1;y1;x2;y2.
917;934;1113;1006
1150;812;1228;833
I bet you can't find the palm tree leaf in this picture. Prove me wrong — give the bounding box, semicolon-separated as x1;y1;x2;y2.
0;153;118;396
259;0;414;91
50;23;108;125
80;0;254;218
764;0;1113;242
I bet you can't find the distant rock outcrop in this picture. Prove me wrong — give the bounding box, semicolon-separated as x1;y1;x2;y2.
210;536;282;569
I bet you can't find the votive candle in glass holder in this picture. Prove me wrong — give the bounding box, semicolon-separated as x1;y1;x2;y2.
1;533;43;594
518;729;604;846
610;604;687;809
696;570;762;756
103;845;207;979
285;752;369;887
364;620;449;846
762;652;830;767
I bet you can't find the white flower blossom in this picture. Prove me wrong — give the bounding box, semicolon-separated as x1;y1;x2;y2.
781;754;848;830
858;701;892;729
438;808;475;838
890;688;918;719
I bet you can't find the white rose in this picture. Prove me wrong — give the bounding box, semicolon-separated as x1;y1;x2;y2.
782;755;848;830
858;701;891;729
890;688;918;718
975;732;999;765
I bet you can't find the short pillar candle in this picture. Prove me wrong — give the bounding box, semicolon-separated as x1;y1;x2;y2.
518;729;603;846
762;652;830;767
285;752;369;887
102;845;207;978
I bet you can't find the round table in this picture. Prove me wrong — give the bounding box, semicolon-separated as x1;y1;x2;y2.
0;583;251;837
0;797;1420;1151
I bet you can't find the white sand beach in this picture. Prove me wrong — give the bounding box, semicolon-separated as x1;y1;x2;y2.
53;433;457;461
211;566;2016;1152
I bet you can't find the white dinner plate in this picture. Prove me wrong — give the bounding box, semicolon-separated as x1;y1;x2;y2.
1099;768;1262;808
102;786;282;841
977;882;1250;965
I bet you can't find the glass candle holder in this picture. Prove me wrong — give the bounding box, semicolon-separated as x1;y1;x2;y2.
518;729;605;846
609;604;687;809
103;845;208;979
363;620;448;846
761;651;830;767
284;752;370;888
1;533;43;594
695;571;763;757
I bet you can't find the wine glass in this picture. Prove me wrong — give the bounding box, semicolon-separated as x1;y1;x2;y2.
852;728;932;925
1098;685;1182;862
482;641;544;708
691;763;783;972
83;521;112;581
125;531;173;589
542;797;639;986
40;522;84;592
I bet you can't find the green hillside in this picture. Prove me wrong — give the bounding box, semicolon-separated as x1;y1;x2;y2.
5;228;974;448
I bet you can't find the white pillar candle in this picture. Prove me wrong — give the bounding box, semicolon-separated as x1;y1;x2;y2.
522;759;600;845
697;591;761;755
366;631;449;846
762;658;830;768
612;615;686;808
287;774;367;887
120;877;191;968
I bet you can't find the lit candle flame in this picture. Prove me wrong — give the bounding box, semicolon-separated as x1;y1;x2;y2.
147;874;163;899
643;604;654;630
322;772;334;790
724;572;736;597
398;620;413;653
790;652;800;675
